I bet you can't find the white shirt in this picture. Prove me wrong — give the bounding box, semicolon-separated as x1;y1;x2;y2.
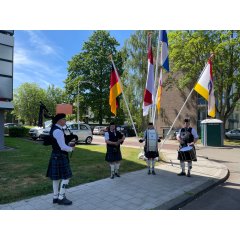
53;124;73;152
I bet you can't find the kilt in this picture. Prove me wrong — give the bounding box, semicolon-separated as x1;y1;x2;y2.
105;146;122;163
144;151;159;159
144;146;159;158
46;151;72;180
177;145;197;162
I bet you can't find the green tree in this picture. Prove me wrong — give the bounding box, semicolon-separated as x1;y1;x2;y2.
168;30;240;128
13;83;46;125
13;83;67;125
122;30;159;132
65;31;124;125
44;84;68;115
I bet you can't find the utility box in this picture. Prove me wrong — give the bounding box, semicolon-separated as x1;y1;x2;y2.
201;119;223;147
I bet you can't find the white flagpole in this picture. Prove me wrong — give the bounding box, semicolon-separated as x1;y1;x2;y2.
160;62;209;149
152;31;161;125
147;33;153;122
110;56;139;139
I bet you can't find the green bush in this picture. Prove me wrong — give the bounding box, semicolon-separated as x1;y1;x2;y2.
4;127;9;135
8;126;29;137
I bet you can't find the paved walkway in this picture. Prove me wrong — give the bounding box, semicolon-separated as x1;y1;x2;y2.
0;146;229;210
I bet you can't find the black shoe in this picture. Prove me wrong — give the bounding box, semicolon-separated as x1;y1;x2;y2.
57;197;72;205
53;198;58;204
115;172;120;177
110;175;114;179
178;171;186;176
148;170;151;175
187;171;191;177
152;170;156;175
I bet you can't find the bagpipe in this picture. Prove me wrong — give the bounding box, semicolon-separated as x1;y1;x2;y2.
38;102;77;146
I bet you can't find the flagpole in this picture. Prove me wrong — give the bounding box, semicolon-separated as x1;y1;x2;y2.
160;62;209;149
152;31;161;125
147;32;153;122
109;56;139;139
153;67;162;125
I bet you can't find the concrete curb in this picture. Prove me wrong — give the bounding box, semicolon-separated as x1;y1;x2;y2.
155;151;230;210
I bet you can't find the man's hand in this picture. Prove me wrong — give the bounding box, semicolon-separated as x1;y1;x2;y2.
69;142;75;147
69;142;76;150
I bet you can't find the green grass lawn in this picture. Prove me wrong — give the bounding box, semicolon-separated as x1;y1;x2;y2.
0;137;148;204
224;139;240;146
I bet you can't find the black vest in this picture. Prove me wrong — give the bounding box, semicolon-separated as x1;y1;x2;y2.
50;125;68;155
180;127;194;147
107;130;123;149
108;130;122;141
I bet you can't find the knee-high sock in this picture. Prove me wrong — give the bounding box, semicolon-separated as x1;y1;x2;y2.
59;179;70;200
180;161;185;172
151;159;156;170
114;162;120;173
53;180;60;199
188;161;192;171
147;159;151;169
110;164;115;175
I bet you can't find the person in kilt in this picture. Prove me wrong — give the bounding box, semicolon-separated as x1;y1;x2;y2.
139;122;161;175
176;118;199;177
46;113;75;205
104;122;125;179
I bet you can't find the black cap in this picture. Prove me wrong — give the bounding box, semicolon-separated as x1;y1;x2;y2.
148;122;153;125
184;118;190;123
109;122;115;126
53;113;66;124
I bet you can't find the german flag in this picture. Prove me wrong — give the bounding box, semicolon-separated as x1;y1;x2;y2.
109;64;122;115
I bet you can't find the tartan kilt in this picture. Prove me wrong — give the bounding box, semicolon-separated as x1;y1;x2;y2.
144;150;159;159
46;152;72;180
105;146;122;163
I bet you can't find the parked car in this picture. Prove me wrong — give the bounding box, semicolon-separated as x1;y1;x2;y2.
117;125;136;137
93;126;106;135
29;120;52;140
4;123;19;128
172;129;181;140
40;122;93;144
29;127;44;140
225;129;240;140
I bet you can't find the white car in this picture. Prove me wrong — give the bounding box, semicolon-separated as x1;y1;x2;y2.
40;122;93;144
29;127;44;140
93;126;106;135
29;120;52;140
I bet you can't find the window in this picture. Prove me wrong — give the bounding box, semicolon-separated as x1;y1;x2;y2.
80;125;88;130
69;124;78;130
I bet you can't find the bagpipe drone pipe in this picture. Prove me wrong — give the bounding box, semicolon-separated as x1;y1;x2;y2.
38;102;77;146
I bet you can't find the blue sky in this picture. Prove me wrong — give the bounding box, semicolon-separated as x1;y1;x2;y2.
14;30;134;90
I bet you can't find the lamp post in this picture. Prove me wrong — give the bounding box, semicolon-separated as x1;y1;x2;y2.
77;81;80;130
77;80;88;130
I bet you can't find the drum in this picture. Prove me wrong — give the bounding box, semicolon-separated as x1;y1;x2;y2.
177;146;197;161
147;129;158;152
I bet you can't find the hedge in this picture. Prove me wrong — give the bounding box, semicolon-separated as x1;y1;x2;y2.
8;126;29;137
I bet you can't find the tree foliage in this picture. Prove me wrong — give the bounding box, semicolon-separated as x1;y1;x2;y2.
168;30;240;126
13;83;66;125
122;30;159;132
65;31;124;125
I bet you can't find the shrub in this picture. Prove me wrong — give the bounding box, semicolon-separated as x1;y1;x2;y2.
8;126;29;137
4;127;9;135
